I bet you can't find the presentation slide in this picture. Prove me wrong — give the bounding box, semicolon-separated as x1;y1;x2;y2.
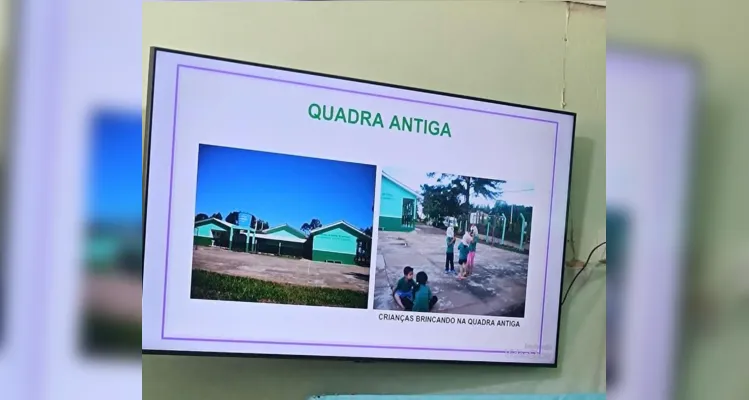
142;48;575;365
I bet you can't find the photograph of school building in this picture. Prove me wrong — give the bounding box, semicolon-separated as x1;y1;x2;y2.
378;171;421;232
373;167;535;317
190;144;377;309
193;218;370;266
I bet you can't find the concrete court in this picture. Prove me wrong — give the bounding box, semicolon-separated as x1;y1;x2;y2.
373;225;529;316
192;247;370;292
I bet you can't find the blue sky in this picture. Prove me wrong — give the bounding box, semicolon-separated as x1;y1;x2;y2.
195;145;376;230
87;110;142;223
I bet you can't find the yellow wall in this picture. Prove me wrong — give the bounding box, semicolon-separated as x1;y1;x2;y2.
142;2;606;398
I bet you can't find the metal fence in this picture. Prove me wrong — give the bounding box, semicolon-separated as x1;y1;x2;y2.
454;211;532;254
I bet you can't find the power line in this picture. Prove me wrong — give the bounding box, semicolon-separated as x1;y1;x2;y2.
561;241;607;306
502;188;535;193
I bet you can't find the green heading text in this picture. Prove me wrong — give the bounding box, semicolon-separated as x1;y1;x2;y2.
307;103;452;137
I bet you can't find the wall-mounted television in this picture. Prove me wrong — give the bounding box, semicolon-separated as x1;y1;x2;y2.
142;48;576;366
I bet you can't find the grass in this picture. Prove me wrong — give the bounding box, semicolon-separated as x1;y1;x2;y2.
191;269;368;309
83;312;142;356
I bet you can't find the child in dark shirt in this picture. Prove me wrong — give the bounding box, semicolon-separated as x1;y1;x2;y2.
412;271;438;312
445;226;456;273
393;266;416;310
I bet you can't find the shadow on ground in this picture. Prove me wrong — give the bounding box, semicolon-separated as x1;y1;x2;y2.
374;225;528;316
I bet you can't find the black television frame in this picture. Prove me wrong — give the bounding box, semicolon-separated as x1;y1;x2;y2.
142;47;577;368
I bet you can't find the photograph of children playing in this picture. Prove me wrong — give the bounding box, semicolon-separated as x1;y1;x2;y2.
374;167;534;317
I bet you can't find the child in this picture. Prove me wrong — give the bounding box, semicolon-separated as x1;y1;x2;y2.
412;271;438;312
467;225;478;276
444;226;456;274
393;266;416;310
457;231;471;280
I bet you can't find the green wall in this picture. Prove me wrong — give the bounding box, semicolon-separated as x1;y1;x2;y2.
264;228;304;241
379;175;417;232
194;220;228;238
143;1;607;397
87;236;120;266
311;249;356;265
193;236;213;247
378;215;412;232
311;225;358;261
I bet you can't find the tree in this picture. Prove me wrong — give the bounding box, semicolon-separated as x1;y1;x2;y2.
490;200;508;214
426;173;505;214
421;184;462;228
255;219;270;230
225;211;240;225
210;212;223;220
300;218;323;235
195;213;209;222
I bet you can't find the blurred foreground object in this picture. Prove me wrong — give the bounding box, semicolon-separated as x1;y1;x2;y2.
610;1;749;399
4;0;142;398
81;109;142;355
606;47;697;400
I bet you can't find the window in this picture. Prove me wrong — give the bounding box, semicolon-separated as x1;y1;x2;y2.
210;229;229;247
402;198;415;227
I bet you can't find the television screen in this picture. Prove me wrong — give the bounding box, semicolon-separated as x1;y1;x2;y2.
142;48;576;365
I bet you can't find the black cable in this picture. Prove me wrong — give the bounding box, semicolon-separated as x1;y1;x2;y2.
561;241;606;306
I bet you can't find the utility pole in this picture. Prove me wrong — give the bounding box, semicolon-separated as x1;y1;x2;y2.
252;217;257;252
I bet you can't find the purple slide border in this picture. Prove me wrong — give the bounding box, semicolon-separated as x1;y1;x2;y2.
158;63;561;357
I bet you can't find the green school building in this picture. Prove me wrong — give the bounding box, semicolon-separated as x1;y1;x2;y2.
193;218;307;258
307;220;371;265
378;171;420;232
193;218;369;266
